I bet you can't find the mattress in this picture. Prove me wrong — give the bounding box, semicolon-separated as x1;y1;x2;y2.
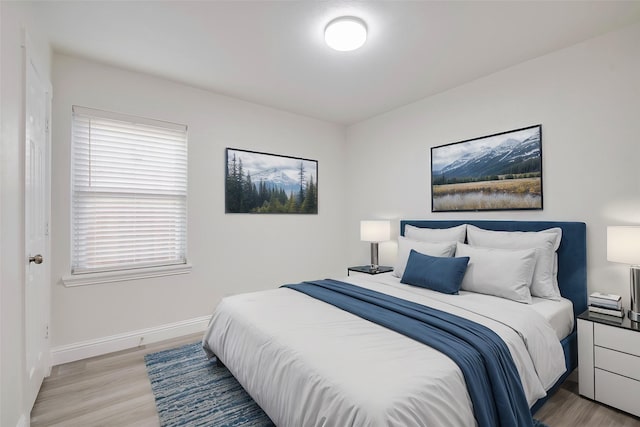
203;274;566;427
529;295;574;340
369;272;575;340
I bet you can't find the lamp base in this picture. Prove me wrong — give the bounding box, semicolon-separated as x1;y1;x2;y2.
370;242;379;271
630;266;640;323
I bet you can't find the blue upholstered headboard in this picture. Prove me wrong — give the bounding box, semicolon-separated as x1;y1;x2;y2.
400;220;587;317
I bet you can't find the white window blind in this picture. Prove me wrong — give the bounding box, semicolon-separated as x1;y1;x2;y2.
71;106;187;274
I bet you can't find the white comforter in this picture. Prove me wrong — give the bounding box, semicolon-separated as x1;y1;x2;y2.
202;274;566;427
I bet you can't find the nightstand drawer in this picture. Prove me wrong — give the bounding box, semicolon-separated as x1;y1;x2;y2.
595;346;640;381
595;369;640;417
594;322;640;357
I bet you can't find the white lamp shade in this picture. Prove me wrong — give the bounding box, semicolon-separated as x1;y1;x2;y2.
360;220;390;242
607;226;640;265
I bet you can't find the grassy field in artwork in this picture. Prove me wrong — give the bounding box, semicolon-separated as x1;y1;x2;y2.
432;177;541;211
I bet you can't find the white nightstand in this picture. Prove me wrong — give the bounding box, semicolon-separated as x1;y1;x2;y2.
578;310;640;417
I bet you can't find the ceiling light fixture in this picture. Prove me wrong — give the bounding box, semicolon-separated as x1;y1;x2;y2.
324;16;367;52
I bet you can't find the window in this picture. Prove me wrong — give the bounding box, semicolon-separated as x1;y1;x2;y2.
69;106;188;280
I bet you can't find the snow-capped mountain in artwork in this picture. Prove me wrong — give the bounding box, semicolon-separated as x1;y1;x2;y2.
250;168;300;193
434;133;540;180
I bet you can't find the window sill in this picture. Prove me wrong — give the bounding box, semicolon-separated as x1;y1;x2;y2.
61;263;192;287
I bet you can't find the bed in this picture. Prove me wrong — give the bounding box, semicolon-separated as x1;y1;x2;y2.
203;220;587;426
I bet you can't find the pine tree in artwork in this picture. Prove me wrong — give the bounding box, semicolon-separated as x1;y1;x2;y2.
286;191;297;213
242;172;257;212
226;153;241;213
236;158;245;211
258;180;268;207
303;175;317;214
297;161;305;206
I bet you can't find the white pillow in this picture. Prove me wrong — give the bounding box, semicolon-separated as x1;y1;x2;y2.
456;242;536;304
466;225;562;300
393;237;457;278
404;224;466;243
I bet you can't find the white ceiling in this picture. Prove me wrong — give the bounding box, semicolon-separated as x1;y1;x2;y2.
32;1;640;125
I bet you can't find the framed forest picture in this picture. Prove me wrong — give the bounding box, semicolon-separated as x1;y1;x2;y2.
225;148;318;214
431;124;542;212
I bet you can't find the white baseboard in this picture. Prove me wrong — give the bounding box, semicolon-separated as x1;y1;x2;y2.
50;315;210;366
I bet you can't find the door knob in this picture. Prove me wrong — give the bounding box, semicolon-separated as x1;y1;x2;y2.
29;254;43;264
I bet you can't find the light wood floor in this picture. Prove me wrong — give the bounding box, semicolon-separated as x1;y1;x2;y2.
30;333;202;427
31;334;640;427
535;370;640;427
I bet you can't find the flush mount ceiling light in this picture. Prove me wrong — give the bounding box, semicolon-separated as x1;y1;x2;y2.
324;16;367;51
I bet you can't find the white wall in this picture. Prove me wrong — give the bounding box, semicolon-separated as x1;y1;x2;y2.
50;55;347;348
345;23;640;307
1;2;52;426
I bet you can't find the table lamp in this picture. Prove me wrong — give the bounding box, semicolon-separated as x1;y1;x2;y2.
360;220;391;272
607;226;640;321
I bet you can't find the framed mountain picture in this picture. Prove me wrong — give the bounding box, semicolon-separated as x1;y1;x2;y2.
431;125;542;212
225;148;318;214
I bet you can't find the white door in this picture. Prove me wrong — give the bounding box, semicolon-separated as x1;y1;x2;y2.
24;36;52;411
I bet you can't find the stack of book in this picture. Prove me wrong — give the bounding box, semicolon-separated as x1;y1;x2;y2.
588;292;624;319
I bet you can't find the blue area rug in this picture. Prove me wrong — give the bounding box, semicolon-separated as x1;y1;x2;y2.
145;342;551;427
144;342;274;427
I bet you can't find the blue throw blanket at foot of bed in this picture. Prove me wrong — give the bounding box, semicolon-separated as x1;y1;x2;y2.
282;279;533;427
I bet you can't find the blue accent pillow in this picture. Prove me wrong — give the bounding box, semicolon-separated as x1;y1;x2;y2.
400;249;470;294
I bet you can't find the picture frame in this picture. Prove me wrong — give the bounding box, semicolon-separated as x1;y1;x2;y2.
431;125;542;212
225;148;318;214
